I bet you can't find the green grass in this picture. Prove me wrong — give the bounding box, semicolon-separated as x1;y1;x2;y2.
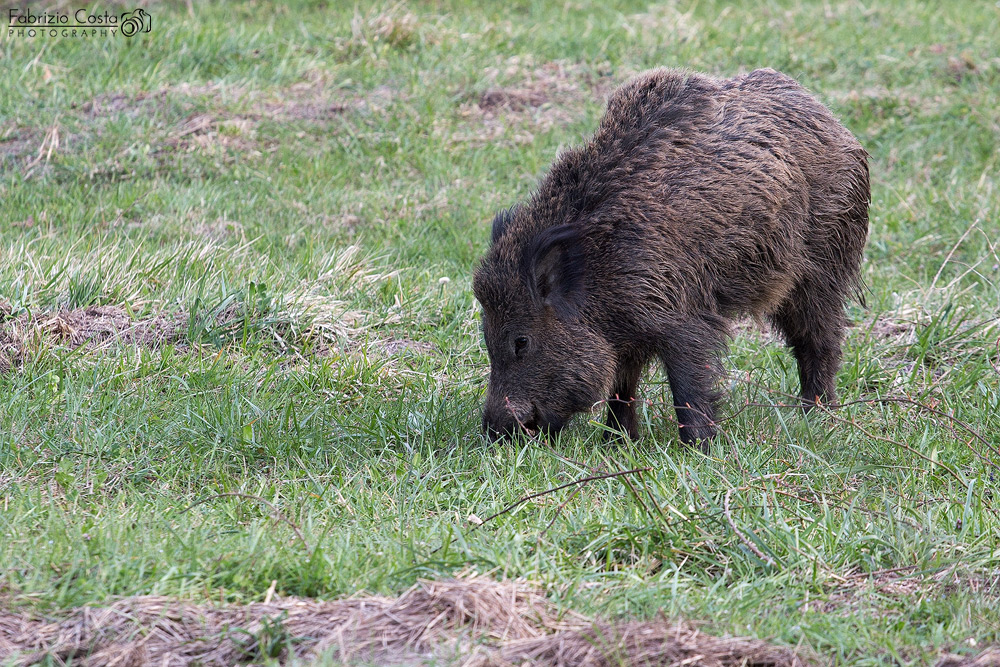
1;0;999;664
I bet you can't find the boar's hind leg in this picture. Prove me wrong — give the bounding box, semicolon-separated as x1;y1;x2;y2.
660;331;723;449
604;354;645;441
771;285;846;407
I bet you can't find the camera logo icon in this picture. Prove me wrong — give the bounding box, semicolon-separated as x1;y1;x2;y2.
119;9;151;37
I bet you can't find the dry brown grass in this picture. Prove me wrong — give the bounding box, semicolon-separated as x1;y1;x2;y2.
4;576;994;665
937;649;1000;667
799;565;1000;618
0;576;817;666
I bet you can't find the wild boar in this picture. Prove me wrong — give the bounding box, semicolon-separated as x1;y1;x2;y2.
473;67;870;447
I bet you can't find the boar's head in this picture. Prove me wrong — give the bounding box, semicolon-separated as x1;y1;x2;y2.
473;208;615;440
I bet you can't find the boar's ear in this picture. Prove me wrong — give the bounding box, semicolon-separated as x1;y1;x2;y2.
491;206;518;244
523;224;585;317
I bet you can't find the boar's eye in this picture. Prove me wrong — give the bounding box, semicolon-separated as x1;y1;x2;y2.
513;335;529;358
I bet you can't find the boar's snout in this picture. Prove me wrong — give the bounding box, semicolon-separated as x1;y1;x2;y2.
483;396;561;441
482;396;536;440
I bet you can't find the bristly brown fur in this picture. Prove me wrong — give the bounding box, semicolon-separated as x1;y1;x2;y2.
474;67;870;447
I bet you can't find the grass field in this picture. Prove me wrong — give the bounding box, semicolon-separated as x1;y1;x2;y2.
1;0;999;664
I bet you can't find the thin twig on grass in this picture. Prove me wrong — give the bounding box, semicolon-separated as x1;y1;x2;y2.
822;409;1000;523
599;452;666;525
723;486;775;567
722;475;782;568
843;564;922;580
474;467;653;531
930;218;979;292
537;484;585;544
502;396;660;540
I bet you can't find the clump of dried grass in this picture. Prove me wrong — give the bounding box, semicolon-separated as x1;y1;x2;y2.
347;3;421;52
497;620;809;667
0;576;814;666
936;649;1000;667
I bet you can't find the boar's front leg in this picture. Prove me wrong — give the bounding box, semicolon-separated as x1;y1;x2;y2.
603;353;645;441
660;326;724;449
663;356;719;448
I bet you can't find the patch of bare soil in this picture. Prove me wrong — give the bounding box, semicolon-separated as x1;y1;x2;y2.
0;577;814;666
868;315;916;344
449;60;614;146
373;338;438;357
74;90;168;118
254;80;398;122
61;77;398;175
157;79;394;155
77;76;392;127
50;305;186;347
1;304;185;372
0;126;36;162
477;87;552;113
476;60;614;113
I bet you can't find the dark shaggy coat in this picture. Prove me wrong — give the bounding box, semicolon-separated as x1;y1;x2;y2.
473;67;870;446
